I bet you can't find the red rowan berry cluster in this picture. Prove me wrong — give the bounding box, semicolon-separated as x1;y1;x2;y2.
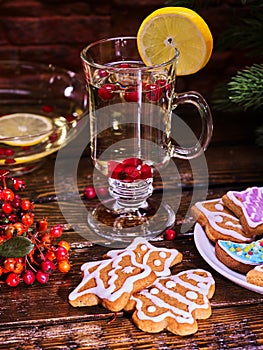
0;171;71;287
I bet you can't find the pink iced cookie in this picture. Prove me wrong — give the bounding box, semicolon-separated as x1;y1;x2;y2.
222;187;263;236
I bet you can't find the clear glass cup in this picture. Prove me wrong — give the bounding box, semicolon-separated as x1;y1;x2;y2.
81;36;213;242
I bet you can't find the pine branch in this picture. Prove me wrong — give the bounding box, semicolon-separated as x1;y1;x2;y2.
212;64;263;112
228;64;263;111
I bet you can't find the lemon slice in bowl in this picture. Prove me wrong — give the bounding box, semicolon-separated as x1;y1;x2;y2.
0;113;53;147
137;7;213;75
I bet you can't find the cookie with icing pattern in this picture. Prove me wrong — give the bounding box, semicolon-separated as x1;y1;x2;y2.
125;269;215;336
222;187;263;236
246;265;263;287
191;198;253;243
215;238;263;274
68;237;182;312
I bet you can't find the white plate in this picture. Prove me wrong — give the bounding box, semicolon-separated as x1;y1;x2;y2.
194;223;263;295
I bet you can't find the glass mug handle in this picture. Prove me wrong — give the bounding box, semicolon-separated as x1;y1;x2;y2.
170;91;213;159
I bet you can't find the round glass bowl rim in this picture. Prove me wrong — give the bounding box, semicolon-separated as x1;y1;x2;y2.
80;36;179;71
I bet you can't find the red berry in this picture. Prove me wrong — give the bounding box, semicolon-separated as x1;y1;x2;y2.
6;272;20;287
124;88;138;102
41;260;55;274
37;218;48;232
98;84;116;101
22;213;34;226
23;270;35;285
12;178;25;191
2;202;13;214
2;188;15;201
56;246;68;261
4;258;16;272
58;259;71;273
36;270;49;284
13;222;25;236
84;186;97;199
21;199;32;211
50;224;63;238
57;240;71;251
164;228;176;240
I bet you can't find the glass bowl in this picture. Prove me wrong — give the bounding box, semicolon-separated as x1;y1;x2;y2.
0;60;88;175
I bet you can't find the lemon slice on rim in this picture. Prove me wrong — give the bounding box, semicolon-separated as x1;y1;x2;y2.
0;113;53;147
137;7;213;75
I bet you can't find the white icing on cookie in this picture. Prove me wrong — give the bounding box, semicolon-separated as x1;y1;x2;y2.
69;237;182;305
195;199;252;242
131;269;215;325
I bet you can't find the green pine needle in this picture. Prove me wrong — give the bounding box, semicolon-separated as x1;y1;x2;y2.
228;64;263;111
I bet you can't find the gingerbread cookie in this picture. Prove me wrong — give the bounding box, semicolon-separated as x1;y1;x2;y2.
191;198;253;243
222;187;263;236
246;265;263;287
215;238;263;274
125;269;215;336
68;237;183;312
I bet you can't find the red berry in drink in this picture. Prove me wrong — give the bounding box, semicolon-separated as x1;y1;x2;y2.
84;186;97;199
124;166;141;181
6;272;20;287
124;88;139;102
122;158;142;167
98;84;116;101
164;228;176;240
117;63;131;68
23;270;35;285
36;270;49;284
4;148;15;157
41;260;55;274
98;69;109;78
146;83;162;102
156;79;167;87
50;224;63;238
140;164;152;179
56;246;68;261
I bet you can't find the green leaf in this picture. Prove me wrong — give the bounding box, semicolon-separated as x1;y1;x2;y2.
0;236;34;258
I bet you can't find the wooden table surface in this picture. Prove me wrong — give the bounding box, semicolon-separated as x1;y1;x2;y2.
0;111;263;350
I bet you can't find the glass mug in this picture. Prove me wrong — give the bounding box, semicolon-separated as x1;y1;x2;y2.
81;36;212;243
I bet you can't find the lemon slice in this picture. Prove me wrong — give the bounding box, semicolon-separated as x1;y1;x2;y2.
0;113;53;147
137;7;213;75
